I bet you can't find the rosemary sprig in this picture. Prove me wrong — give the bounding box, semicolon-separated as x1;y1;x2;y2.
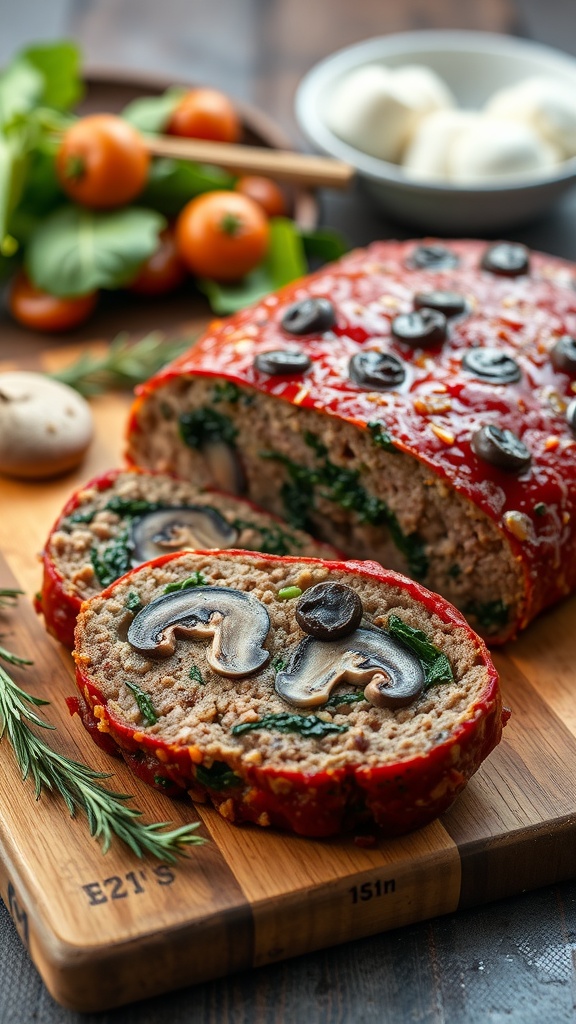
0;590;204;861
50;331;191;397
0;589;23;609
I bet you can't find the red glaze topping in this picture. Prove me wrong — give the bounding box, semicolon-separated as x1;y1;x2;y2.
133;239;576;632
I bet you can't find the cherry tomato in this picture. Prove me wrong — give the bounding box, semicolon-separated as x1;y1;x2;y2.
175;191;269;281
235;175;288;218
56;114;150;209
9;272;97;332
167;88;241;143
129;228;188;296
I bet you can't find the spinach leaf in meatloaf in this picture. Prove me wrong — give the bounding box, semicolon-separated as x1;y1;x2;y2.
367;421;398;453
325;691;367;708
195;761;242;790
211;381;254;406
125;680;158;726
232;518;301;557
66;495;161;528
91;526;133;587
88;498;163;586
260;432;428;578
386;615;454;689
164;572;207;594
231;713;349;739
464;599;509;633
179;407;238;449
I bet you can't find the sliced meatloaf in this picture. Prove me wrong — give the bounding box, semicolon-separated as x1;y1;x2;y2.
126;238;576;643
37;467;336;647
73;550;503;837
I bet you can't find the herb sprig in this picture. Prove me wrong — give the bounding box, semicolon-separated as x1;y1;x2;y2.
50;331;191;397
0;590;204;861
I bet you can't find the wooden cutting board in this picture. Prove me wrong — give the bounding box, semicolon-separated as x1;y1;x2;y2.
1;347;576;1012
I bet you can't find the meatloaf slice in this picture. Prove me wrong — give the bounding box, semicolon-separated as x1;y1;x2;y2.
126;238;576;643
37;467;336;647
73;550;503;837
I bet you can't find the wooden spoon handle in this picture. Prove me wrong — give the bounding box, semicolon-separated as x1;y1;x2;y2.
145;135;355;189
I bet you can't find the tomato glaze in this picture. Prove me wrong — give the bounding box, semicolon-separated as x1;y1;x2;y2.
133;239;576;634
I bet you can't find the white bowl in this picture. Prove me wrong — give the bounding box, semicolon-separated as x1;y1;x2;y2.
295;30;576;234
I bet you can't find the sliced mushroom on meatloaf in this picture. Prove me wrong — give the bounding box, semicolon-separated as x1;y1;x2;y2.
72;550;504;838
126;239;576;643
36;467;337;647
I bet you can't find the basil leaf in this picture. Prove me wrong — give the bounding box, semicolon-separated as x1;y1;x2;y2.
25;205;166;297
21;41;83;110
198;217;307;315
0;60;42;125
141;157;234;217
123;89;185;134
0;132;29;245
386;614;454;689
301;227;348;264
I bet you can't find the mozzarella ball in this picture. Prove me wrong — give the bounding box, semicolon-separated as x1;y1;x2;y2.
486;76;576;159
447;116;560;182
403;109;481;179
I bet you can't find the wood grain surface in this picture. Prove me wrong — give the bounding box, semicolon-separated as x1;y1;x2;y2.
5;0;576;1021
1;346;576;1012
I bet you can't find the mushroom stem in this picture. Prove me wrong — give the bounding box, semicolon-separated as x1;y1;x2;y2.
276;628;425;708
128;586;270;677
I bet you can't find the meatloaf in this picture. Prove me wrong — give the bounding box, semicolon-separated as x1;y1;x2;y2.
126;238;576;643
37;467;336;647
72;549;503;837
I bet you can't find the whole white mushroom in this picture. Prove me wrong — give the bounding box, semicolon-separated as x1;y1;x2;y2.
0;372;94;480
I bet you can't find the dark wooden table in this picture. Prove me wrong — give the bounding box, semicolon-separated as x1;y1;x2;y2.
3;2;576;1022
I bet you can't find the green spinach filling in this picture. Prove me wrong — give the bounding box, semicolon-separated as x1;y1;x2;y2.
195;761;242;790
386;615;454;689
231;712;349;739
179;407;238;450
232;517;301;557
125;680;158;726
261;431;428;578
464;599;509;633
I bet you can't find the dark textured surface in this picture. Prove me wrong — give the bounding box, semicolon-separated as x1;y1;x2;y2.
3;0;576;1020
2;884;576;1023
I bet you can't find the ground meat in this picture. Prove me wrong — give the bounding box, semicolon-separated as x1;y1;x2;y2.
73;550;503;837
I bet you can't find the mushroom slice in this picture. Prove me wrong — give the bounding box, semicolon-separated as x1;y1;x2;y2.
127;586;270;677
203;441;246;494
130;506;239;564
276;627;425;709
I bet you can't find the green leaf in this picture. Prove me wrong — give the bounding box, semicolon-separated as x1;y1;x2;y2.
0;59;42;125
231;713;348;739
266;217;307;287
195;761;241;790
25;205;166;297
125;680;158;726
164;572;208;594
0;130;29;245
21;41;83;110
386;614;454;690
141;157;235;217
122;89;185;134
301;227;348;264
198;217;307;315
